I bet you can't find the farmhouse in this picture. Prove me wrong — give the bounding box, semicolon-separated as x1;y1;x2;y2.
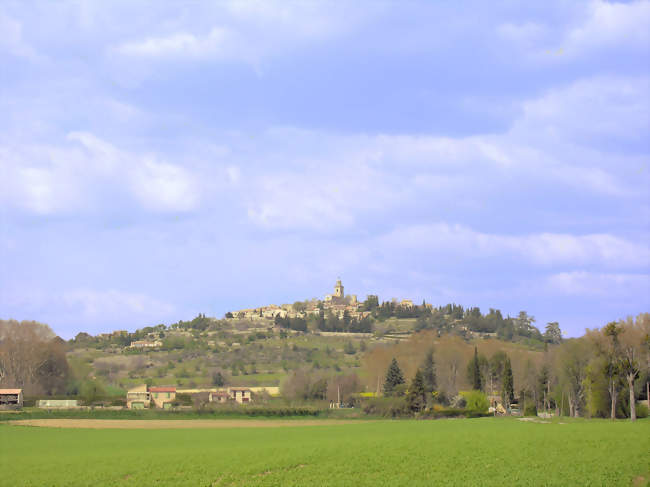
230;387;252;403
0;388;23;409
149;386;176;409
208;387;253;404
126;384;151;409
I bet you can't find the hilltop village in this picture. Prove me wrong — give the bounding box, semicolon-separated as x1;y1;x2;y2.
226;279;420;322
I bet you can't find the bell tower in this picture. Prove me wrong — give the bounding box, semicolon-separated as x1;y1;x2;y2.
334;279;344;298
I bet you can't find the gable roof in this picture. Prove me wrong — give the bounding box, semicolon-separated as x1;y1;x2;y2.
0;389;22;394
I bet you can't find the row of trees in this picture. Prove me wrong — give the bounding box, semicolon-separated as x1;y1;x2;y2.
363;314;649;420
315;310;373;333
383;347;515;413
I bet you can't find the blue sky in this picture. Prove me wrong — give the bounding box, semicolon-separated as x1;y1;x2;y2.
1;1;649;338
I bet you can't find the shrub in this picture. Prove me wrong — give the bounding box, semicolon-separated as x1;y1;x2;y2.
362;397;409;417
461;390;489;414
524;404;538;417
636;403;649;419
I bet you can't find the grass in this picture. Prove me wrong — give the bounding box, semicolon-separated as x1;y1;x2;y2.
1;417;648;486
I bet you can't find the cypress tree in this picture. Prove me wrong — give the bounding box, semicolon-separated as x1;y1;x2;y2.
471;346;482;391
422;347;437;396
406;369;427;412
501;357;514;410
384;357;405;396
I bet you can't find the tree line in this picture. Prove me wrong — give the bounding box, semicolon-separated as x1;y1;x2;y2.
364;313;649;420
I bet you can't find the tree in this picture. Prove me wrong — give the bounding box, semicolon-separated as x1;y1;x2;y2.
488;351;508;396
384;358;405;396
501;357;514;411
558;339;590;417
406;369;427;412
537;364;551;412
344;342;356;355
603;321;623;420
467;346;483;391
0;320;70;395
619;314;648;421
544;322;562;344
80;379;105;405
422;347;437;398
212;371;226;387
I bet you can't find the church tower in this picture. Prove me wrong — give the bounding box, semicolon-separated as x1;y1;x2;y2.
334;279;344;298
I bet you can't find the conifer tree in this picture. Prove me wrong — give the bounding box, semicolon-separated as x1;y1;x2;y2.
384;357;405;396
470;346;483;391
406;369;427;412
501;356;514;410
422;347;437;396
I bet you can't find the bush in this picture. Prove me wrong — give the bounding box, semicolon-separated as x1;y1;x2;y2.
636;403;649;419
362;397;409;417
524;404;538;417
461;390;489;414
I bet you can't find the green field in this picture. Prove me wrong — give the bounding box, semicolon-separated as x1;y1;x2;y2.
1;418;649;486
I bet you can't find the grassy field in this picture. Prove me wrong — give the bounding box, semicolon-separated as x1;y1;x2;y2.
1;417;649;486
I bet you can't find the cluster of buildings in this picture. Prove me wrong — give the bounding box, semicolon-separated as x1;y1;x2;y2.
129;339;163;349
0;385;256;411
126;385;253;409
227;280;373;322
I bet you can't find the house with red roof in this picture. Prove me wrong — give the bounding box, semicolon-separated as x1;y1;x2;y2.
149;386;176;409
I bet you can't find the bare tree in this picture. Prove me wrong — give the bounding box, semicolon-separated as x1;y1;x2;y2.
619;314;649;421
0;320;69;395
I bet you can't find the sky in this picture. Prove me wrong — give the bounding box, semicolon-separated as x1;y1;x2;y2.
1;1;649;339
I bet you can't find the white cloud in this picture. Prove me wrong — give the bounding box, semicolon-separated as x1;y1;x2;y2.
0;132;200;215
114;27;233;59
378;223;650;269
63;289;174;318
546;271;650;297
0;12;37;60
564;0;650;56
514;75;650;144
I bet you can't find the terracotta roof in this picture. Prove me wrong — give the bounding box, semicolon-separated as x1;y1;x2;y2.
149;387;176;393
0;389;22;394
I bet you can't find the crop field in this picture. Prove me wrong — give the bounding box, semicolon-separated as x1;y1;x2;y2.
1;417;649;486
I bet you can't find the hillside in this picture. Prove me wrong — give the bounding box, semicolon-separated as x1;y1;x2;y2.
65;309;555;397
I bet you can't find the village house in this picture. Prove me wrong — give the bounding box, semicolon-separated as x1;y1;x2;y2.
208;390;230;403
126;384;151;409
149;386;176;409
0;389;23;409
208;387;253;404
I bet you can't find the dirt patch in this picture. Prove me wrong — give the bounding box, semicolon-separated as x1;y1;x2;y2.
9;419;368;429
517;418;550;424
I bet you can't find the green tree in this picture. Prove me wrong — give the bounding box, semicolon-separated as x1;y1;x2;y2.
544;322;562;344
80;379;105;406
406;369;427;412
501;357;514;411
212;371;226;387
384;358;405;396
462;390;489;414
344;341;356;355
422;347;437;397
467;346;483;391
